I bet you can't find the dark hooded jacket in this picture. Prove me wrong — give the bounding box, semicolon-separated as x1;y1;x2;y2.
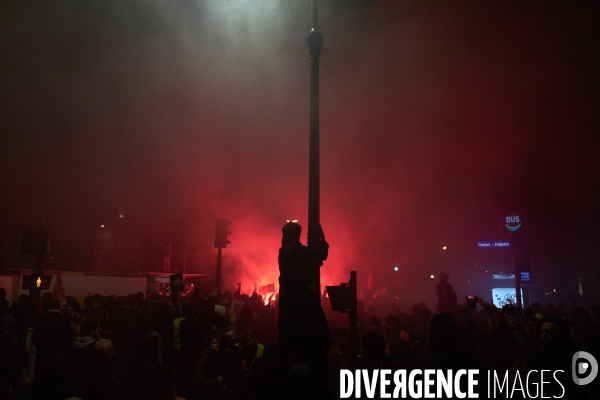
278;238;332;348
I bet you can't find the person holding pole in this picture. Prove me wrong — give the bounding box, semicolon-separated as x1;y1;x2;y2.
277;221;332;394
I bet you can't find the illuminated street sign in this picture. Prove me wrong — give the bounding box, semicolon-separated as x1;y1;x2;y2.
477;241;511;248
505;212;521;232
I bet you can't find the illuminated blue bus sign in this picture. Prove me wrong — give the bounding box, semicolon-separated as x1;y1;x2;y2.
505;212;521;232
477;241;511;248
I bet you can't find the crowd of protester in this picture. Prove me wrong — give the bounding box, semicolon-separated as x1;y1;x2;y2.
1;283;600;399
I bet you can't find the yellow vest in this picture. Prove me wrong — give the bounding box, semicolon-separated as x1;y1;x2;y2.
172;317;185;350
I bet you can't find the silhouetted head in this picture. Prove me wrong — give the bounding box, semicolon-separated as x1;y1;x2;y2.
370;316;382;329
48;299;62;311
65;305;75;319
95;339;114;359
149;364;178;400
124;294;136;308
92;294;103;308
569;321;583;344
204;334;221;352
430;313;460;353
540;316;569;351
84;296;94;309
439;272;449;283
80;318;97;337
223;327;238;348
282;221;301;244
361;328;387;358
243;325;258;343
181;303;196;319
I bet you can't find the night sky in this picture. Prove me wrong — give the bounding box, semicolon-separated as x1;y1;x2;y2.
1;1;599;302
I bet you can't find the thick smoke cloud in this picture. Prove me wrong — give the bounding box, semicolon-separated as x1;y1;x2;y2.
1;1;598;302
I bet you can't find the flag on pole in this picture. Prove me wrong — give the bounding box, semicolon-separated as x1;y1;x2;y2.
367;272;373;290
258;283;275;295
53;268;66;310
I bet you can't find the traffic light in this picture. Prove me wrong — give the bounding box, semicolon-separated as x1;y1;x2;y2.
214;219;232;248
21;272;52;291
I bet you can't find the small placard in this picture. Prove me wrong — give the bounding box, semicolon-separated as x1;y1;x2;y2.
169;272;185;292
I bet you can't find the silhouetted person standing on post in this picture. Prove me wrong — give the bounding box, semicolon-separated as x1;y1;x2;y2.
278;221;332;395
436;272;458;313
162;242;173;272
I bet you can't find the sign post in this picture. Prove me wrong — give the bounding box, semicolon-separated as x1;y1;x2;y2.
326;271;358;367
169;272;184;315
214;219;232;301
21;227;51;316
505;212;522;307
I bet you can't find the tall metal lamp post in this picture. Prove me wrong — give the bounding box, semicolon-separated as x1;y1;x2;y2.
307;0;324;238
